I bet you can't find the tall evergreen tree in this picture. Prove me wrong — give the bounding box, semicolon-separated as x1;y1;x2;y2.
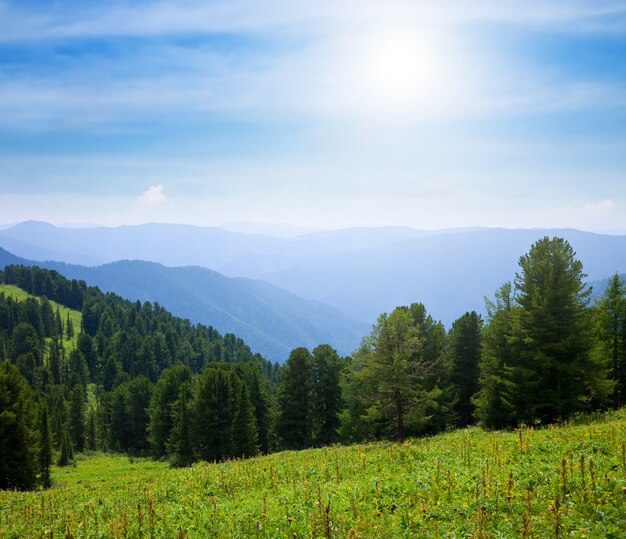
310;344;342;446
124;376;153;455
235;362;273;454
277;347;313;449
232;380;259;458
356;307;425;441
69;385;85;452
167;383;194;467
148;365;192;458
447;311;483;427
37;402;53;488
592;274;626;407
191;364;236;461
57;430;74;466
66;312;74;340
474;283;517;429
509;237;594;424
0;360;35;490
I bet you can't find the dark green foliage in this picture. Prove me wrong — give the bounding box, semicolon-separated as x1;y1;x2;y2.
407;303;452;434
0;360;35;490
167;383;194;467
57;430;74;466
191;364;237;461
447;311;482;426
509;237;594;424
37;402;53;488
474;283;517;428
278;347;312;449
69;385;85;452
355;308;423;441
232;380;259;458
310;344;342;446
76;333;98;379
148;365;192;458
235;362;273;454
108;377;153;455
592;274;626;407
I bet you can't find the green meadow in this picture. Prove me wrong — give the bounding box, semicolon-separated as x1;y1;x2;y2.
1;409;625;538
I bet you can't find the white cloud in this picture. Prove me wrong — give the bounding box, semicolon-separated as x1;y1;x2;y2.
539;198;622;231
582;198;616;217
1;1;624;43
137;185;167;207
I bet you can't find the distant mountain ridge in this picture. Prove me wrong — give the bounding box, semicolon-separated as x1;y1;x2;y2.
0;247;368;362
2;222;626;327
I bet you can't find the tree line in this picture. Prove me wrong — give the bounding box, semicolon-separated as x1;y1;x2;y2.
1;236;625;491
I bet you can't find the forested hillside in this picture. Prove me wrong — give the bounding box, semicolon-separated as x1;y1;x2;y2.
2;236;626;494
0;248;367;361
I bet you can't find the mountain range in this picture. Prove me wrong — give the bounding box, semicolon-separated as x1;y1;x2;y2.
2;222;626;329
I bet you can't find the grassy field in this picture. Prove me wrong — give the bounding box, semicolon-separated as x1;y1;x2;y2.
0;283;82;350
1;410;625;538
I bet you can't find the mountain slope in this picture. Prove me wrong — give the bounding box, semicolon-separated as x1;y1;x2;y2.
0;248;367;361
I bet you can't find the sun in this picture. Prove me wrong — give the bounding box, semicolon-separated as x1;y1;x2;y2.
353;28;444;114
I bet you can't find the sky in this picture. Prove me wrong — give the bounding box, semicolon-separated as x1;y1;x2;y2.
1;0;626;232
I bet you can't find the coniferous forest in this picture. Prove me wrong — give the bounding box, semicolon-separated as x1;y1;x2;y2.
1;236;626;493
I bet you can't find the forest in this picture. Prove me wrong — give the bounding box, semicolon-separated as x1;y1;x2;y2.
1;236;625;491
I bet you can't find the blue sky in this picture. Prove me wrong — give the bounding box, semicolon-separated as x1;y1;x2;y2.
1;0;625;231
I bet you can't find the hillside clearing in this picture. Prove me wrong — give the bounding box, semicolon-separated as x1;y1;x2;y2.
1;410;625;538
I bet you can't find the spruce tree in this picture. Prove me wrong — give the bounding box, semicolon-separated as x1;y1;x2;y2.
278;347;313;449
37;403;53;488
310;344;342;446
474;283;517;429
148;365;192;458
167;383;194;467
592;274;626;407
191;365;236;461
509;237;594;424
356;308;423;441
69;385;85;452
66;312;74;340
57;430;74;466
0;360;36;490
448;311;483;427
232;380;259;458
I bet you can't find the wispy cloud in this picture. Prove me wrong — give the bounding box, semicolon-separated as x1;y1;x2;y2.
1;1;625;42
137;185;167;207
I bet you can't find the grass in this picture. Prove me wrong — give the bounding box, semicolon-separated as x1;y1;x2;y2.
0;283;83;351
1;410;626;538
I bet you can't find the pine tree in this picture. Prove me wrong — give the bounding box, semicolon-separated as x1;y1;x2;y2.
37;403;53;488
278;347;313;449
448;311;483;427
592;274;626;407
356;308;423;441
49;337;61;385
232;380;259;458
310;344;342;446
55;307;63;337
191;365;236;461
509;237;594;424
167;383;194;467
66;312;74;340
474;283;517;429
57;430;74;466
0;360;36;490
69;385;85;452
236;363;273;454
148;365;192;458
